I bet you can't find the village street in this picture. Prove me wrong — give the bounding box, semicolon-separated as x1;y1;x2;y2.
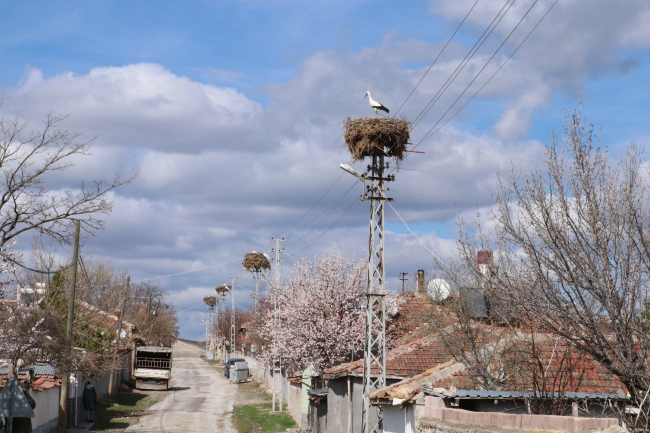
125;341;237;433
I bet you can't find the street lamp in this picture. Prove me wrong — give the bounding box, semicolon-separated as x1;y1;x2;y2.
340;163;360;178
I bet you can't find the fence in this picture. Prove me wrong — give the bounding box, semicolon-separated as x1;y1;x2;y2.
134;357;171;369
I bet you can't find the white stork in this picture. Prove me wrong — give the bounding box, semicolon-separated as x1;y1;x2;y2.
365;91;389;117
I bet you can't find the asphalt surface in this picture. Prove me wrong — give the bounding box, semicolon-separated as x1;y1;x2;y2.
125;356;237;433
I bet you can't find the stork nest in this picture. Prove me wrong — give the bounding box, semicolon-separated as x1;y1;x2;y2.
344;117;410;161
215;284;230;293
243;251;271;272
203;296;217;306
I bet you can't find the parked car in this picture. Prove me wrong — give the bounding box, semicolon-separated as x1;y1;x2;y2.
224;358;245;378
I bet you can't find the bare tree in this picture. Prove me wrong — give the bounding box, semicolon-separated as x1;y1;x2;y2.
127;282;179;346
0;109;132;246
435;110;650;427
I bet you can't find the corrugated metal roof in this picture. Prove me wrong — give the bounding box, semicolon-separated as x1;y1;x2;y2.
0;364;57;376
423;389;628;401
308;388;329;397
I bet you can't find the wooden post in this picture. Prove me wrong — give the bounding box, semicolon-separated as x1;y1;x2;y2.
57;220;81;433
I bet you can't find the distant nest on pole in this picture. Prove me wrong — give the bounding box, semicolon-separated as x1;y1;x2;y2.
344;117;410;161
215;284;230;294
203;296;217;306
243;251;271;272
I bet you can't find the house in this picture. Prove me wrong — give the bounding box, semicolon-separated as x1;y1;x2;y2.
76;300;136;344
0;364;61;433
369;336;629;433
316;333;456;433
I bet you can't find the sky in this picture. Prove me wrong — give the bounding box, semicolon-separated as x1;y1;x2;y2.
1;0;649;339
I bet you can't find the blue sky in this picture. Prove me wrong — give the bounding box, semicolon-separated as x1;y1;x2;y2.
1;0;649;339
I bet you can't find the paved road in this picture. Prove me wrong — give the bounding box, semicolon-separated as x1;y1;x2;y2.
126;357;237;433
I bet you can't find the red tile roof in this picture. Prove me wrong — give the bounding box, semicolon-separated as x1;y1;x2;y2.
0;374;61;392
390;292;436;338
76;300;135;343
323;333;455;379
428;336;627;396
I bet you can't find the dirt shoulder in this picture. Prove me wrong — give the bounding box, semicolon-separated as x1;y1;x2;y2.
231;378;297;433
73;388;166;432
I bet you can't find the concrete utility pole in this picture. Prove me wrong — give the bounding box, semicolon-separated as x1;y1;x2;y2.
109;276;130;396
230;278;237;359
253;270;261;312
361;155;393;433
399;272;408;294
215;286;228;361
58;220;81;433
271;237;284;412
221;292;226;360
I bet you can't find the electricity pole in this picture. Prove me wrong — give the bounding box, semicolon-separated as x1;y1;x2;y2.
361;155;393;433
253;269;261;312
109;276;130;396
271;237;284;412
399;272;408;294
58;220;81;433
230;277;237;359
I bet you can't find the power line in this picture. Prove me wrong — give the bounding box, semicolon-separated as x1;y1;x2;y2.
393;0;480;117
399;166;502;172
387;201;449;268
290;193;361;256
284;179;359;248
417;0;560;145
416;0;544;146
426;144;546;153
2;252;78;275
415;152;545;162
410;0;517;129
279;172;345;239
391;190;490;199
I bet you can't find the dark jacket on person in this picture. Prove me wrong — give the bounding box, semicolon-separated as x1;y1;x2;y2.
82;385;98;411
10;392;36;433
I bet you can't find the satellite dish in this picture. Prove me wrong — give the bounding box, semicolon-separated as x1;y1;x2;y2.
427;279;450;302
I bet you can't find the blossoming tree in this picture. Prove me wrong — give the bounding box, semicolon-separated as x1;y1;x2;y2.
259;253;366;372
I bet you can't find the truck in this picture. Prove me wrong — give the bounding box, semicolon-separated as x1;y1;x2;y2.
132;346;173;390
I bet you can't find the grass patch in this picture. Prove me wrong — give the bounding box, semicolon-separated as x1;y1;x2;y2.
232;381;296;433
232;403;297;433
90;391;164;431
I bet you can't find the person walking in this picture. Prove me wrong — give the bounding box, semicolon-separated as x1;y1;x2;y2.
82;381;98;424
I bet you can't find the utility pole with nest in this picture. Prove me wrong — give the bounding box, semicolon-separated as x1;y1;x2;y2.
230;277;237;359
203;296;217;359
271;237;284;412
340;116;410;433
215;284;229;361
243;251;271;312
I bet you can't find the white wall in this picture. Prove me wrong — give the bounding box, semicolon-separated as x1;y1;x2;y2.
383;404;416;433
31;386;59;433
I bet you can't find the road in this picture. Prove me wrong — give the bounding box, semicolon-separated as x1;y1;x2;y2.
126;353;238;432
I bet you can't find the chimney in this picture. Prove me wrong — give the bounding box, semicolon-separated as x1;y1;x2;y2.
417;270;425;296
478;250;493;277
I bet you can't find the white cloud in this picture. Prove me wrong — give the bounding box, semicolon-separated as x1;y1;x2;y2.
7;64;263;153
2;0;648;338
